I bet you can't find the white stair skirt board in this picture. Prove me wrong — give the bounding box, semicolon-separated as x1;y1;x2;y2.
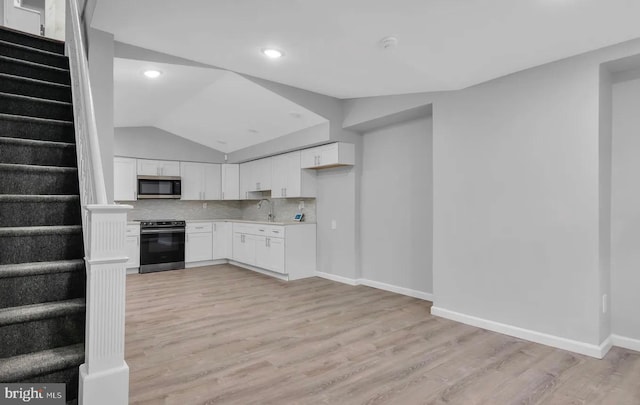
315;272;434;301
431;306;612;359
611;334;640;353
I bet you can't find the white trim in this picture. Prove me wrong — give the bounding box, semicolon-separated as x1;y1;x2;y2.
612;334;640;353
358;278;434;301
315;271;359;286
185;259;228;268
229;260;290;281
125;268;138;275
431;306;611;359
314;272;434;301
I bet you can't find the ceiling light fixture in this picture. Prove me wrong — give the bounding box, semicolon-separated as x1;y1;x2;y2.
262;48;284;59
143;70;162;79
288;112;303;119
248;129;259;134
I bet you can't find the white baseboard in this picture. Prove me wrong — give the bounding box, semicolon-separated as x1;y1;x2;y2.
229;260;290;281
126;267;139;275
315;271;359;286
358;278;434;301
612;334;640;353
185;259;228;268
431;306;610;359
314;272;433;301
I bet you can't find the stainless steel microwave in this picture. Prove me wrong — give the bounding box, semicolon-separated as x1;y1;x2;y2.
137;176;181;199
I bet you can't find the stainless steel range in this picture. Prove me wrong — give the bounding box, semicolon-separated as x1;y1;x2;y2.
139;220;186;273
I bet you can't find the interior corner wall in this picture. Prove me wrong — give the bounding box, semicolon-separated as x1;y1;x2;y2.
88;27;114;202
611;77;640;342
315;136;362;281
432;57;602;345
114;126;226;163
360;117;433;294
598;67;613;343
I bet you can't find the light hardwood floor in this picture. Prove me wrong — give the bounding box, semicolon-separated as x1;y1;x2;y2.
126;265;640;404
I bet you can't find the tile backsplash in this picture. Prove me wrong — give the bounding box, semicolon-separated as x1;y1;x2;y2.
122;198;316;223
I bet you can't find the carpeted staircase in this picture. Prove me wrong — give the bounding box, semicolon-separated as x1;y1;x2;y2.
0;26;85;403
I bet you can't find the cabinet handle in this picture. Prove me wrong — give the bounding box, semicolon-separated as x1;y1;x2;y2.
214;223;217;232
266;237;270;247
222;191;225;200
284;188;287;197
272;230;280;234
245;192;248;199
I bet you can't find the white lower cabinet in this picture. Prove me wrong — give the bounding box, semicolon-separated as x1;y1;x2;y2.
125;224;140;270
231;222;315;279
213;221;231;260
186;222;213;263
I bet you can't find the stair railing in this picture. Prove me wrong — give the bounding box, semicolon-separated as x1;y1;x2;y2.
66;1;131;404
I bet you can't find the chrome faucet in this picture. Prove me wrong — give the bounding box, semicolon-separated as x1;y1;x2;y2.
257;199;274;222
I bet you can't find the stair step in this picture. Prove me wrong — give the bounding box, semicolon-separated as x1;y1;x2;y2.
0;343;84;383
0;195;81;227
0;299;85;358
0;113;75;143
0;163;79;195
0;136;76;167
0;73;72;102
0;55;70;85
0;92;73;121
0;260;85;308
0;39;69;69
0;26;65;55
0;225;84;265
0;298;85;327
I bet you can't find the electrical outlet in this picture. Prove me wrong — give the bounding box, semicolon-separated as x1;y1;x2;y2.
299;200;305;210
602;294;608;314
203;202;207;209
331;219;337;230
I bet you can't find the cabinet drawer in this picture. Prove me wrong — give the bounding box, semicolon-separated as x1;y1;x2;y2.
126;225;140;236
186;222;213;233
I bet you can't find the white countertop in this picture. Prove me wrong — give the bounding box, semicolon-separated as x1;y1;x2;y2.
128;219;314;226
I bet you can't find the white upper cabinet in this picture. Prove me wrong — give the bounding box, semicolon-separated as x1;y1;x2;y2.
271;151;316;198
221;164;240;200
180;162;221;200
240;157;272;199
137;159;180;177
301;142;355;169
113;157;137;201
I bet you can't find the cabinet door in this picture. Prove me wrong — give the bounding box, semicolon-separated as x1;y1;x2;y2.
186;232;213;263
265;237;285;274
221;164;239;200
300;148;318;168
160;161;181;176
137;159;160;176
255;235;269;269
255;157;272;191
232;233;256;264
114;157;137;201
125;235;140;269
180;162;204;200
212;222;230;260
239;161;254;199
318;144;339;167
204;164;221;200
271;152;304;198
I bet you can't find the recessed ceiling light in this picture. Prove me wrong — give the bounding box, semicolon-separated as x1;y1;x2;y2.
288;112;303;119
262;48;284;59
248;129;259;134
143;70;162;79
379;36;398;49
216;140;228;145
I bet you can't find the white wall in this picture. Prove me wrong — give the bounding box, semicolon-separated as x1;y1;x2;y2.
360;117;432;294
611;77;640;342
114;126;225;163
433;57;603;345
88;28;114;202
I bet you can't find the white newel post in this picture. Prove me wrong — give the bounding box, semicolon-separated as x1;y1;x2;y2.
79;204;132;405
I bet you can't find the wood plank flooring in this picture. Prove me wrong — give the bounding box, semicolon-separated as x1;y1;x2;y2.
125;265;640;404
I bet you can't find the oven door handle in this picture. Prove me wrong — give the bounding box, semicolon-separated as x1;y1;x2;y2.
141;228;185;234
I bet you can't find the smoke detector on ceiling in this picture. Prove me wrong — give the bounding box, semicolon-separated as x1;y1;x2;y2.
379;36;398;49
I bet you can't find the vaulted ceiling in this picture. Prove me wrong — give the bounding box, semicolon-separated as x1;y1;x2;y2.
94;0;640;99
